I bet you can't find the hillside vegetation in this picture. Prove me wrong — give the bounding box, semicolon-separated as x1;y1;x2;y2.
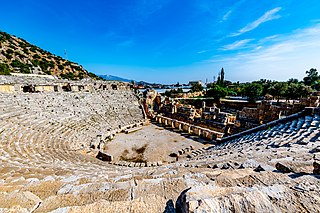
0;31;101;80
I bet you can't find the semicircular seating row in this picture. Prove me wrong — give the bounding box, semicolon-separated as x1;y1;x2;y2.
0;90;145;178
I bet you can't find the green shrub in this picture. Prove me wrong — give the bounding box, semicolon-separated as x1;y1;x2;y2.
58;64;64;70
60;72;75;80
10;60;31;74
0;63;11;75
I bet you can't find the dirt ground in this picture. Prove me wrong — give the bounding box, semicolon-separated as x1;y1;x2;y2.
104;123;209;163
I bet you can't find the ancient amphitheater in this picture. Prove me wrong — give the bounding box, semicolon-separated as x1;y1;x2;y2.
0;75;320;212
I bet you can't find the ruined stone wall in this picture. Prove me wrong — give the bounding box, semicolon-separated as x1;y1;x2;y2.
171;91;204;98
301;95;320;107
0;75;131;94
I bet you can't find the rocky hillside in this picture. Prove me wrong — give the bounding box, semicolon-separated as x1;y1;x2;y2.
0;31;100;80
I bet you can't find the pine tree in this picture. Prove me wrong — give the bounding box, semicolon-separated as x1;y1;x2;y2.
217;75;221;85
220;68;224;86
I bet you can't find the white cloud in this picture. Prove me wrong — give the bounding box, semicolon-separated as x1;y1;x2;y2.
231;7;282;37
221;10;232;22
221;39;253;50
210;24;320;81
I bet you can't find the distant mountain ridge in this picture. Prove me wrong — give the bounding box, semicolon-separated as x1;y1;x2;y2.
0;31;102;80
98;75;157;86
98;74;132;82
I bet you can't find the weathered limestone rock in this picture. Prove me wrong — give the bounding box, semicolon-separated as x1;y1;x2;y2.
176;185;284;213
239;159;260;169
0;191;42;212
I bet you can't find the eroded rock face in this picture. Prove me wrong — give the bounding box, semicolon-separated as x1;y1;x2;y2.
175;171;320;213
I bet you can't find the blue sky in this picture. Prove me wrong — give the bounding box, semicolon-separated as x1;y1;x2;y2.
1;0;320;84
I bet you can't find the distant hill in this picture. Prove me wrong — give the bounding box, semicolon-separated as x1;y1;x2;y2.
0;31;101;80
98;74;132;82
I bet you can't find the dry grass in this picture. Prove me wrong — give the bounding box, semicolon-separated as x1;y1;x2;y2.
119;145;148;163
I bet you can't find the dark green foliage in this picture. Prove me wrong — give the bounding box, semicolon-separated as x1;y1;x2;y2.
60;72;75;80
268;82;288;102
2;49;13;59
29;45;39;53
0;30;89;78
0;63;11;75
11;59;24;67
71;65;82;71
33;54;41;59
15;52;26;59
77;72;84;79
216;76;221;86
32;59;54;73
303;68;319;90
287;78;299;84
220;67;224;86
64;61;72;66
87;72;104;80
286;83;300;101
298;84;312;98
58;64;64;70
244;83;263;102
6;49;14;54
10;60;31;74
190;82;203;92
31;59;40;66
40;60;49;71
206;84;228;101
0;31;11;42
216;67;225;86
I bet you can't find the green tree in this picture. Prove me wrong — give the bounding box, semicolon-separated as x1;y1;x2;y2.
269;82;288;102
220;67;224;86
298;84;312;98
190;82;203;92
285;83;300;102
216;75;221;86
206;84;228;102
0;63;11;75
10;60;31;74
303;68;319;88
287;78;299;84
253;79;273;96
244;83;263;102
